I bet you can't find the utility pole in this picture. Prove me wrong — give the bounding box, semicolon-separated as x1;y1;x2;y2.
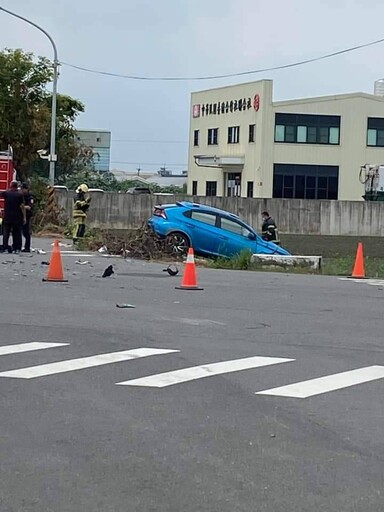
0;7;59;186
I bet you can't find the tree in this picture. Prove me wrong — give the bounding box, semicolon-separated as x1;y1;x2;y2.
0;48;88;180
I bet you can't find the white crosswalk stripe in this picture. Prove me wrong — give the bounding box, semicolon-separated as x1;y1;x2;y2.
0;347;179;379
116;356;295;388
256;366;384;398
1;343;383;400
0;342;69;356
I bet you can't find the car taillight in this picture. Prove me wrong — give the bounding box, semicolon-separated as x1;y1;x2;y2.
153;208;167;219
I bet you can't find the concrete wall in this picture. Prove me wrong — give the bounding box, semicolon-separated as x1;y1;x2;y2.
56;191;384;236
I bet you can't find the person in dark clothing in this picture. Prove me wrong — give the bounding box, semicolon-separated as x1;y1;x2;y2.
261;210;280;245
21;182;33;252
0;181;26;254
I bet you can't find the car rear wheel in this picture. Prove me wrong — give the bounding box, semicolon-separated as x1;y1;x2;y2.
165;232;190;255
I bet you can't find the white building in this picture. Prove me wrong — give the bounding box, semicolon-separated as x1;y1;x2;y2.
188;79;384;200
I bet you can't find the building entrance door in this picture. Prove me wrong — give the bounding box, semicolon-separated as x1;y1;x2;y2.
226;172;242;197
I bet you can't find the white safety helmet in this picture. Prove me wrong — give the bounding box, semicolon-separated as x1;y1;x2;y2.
76;183;89;193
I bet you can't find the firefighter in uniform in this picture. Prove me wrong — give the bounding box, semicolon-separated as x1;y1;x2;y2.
72;184;91;243
261;210;280;245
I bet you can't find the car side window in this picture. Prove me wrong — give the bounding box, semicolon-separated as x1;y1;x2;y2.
191;211;217;226
220;217;252;238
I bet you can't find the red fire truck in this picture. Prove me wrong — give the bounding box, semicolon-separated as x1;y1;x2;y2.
0;146;16;232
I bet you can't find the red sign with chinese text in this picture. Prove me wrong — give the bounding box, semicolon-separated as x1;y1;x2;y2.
253;94;260;112
192;104;201;118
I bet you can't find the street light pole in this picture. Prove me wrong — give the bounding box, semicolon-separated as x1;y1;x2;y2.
0;6;58;185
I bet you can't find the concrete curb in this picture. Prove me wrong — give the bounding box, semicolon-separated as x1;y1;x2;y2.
251;254;322;271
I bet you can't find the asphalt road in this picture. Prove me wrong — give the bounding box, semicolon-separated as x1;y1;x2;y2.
0;239;384;512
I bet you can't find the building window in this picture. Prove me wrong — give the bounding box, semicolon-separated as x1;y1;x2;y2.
275;125;285;142
226;173;241;197
367;118;384;146
208;128;218;145
273;164;339;200
274;113;340;145
206;181;217;196
247;181;254;197
248;124;255;143
367;129;377;146
192;180;197;195
285;125;296;143
228;126;240;144
193;130;199;147
329;127;339;144
297;126;307;143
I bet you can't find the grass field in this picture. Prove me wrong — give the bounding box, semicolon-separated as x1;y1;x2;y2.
322;257;384;278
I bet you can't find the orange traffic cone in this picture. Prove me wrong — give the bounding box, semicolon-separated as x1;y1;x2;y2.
175;248;204;290
350;242;366;279
43;239;68;282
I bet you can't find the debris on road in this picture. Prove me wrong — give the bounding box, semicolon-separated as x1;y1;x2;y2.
102;265;114;278
76;260;89;265
33;248;46;255
98;245;108;254
116;304;136;309
41;261;50;266
163;264;179;276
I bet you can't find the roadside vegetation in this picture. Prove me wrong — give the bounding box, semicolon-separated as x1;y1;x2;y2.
209;250;384;278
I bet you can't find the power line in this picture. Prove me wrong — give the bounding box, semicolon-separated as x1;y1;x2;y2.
60;36;384;81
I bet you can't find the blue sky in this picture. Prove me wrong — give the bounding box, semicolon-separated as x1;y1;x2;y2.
2;0;384;172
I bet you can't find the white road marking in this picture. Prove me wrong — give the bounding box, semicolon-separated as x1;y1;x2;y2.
0;342;69;356
116;356;294;388
0;347;178;379
256;365;384;398
60;251;95;257
338;278;368;283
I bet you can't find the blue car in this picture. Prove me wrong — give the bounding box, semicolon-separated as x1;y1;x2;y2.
148;201;290;258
